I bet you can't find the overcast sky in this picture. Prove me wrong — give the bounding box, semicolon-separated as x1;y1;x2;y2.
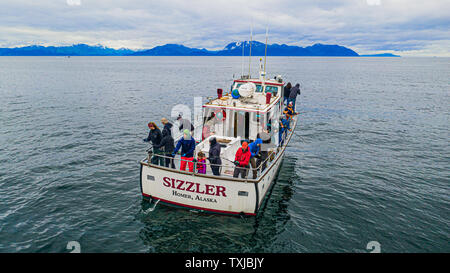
0;0;449;56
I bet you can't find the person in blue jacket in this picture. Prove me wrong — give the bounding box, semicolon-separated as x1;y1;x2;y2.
172;129;196;172
279;116;290;146
248;137;263;179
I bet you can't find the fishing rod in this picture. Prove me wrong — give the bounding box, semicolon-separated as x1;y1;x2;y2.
291;130;304;139
146;145;153;153
222;157;250;168
222;157;236;164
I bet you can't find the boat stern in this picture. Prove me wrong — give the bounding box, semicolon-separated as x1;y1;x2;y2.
140;161;258;216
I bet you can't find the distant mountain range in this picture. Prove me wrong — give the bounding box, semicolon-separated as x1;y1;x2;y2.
0;44;134;56
0;41;399;57
131;41;360;56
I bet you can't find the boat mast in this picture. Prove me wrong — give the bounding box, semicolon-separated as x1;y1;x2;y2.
264;26;268;80
241;41;245;78
248;23;253;78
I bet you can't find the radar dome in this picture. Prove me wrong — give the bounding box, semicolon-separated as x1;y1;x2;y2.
237;82;256;98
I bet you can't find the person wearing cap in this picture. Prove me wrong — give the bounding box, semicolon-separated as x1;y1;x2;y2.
248;137;263;179
279;116;290;146
283;101;297;120
172;129;196;172
161;118;173;136
233;142;251;179
288;83;301;109
177;114;194;134
258;131;270;172
143;122;164;166
208;137;222;176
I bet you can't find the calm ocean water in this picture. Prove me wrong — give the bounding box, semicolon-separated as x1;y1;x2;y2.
0;56;448;253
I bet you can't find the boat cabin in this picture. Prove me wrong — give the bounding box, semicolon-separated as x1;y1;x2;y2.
201;77;284;145
188;77;285;177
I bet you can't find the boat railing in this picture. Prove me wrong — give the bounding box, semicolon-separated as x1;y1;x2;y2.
144;115;296;181
145;139;284;181
145;151;260;180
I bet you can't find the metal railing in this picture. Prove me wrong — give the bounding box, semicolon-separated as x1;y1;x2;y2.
144;115;297;181
145;150;261;180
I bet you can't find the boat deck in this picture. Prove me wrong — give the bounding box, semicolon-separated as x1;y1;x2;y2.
141;115;298;183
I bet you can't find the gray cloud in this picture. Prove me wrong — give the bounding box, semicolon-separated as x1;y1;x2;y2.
0;0;448;56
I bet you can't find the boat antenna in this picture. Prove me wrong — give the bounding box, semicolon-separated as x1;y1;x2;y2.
264;25;269;80
241;41;245;78
248;22;253;78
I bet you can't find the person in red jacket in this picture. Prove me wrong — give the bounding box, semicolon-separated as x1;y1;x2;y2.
233;142;251;178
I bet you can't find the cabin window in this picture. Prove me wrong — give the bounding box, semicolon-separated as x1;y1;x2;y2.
265;86;278;96
234;83;263;92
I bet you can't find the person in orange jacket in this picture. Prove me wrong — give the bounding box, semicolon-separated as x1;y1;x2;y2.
233;142;252;178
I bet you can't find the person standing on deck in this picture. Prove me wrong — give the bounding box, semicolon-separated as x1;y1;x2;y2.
283;82;292;105
233;142;251;179
161;118;173;136
196;151;207;174
177;114;194;134
208;137;222;176
249;137;263;179
172;129;196;172
153;128;175;168
258;131;270;172
143;122;164;166
279;116;290;146
202;113;216;140
288;83;301;109
283;101;297;121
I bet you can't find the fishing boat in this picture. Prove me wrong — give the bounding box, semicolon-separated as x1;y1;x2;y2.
139;65;298;216
140;31;299;216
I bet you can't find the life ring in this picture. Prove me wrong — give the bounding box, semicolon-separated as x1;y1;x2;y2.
214;109;226;122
